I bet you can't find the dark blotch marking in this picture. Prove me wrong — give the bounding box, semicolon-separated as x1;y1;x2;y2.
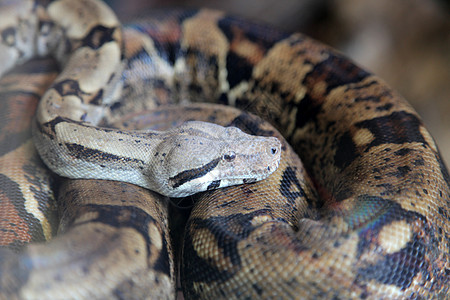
354;95;380;103
437;206;448;219
125;10;197;64
218;14;288;49
376;103;393;111
279;166;316;207
356;111;426;152
376;183;394;195
334;132;359;170
182;210;272;285
394;148;413;156
0;174;45;244
357;238;429;290
90;89;104;106
217;15;288;89
81;25;117;50
152;233;172;276
349;80;378;92
229;112;275;137
41;117;123;139
354;196;423;256
109;101;122;111
353;196;432;290
295;94;323;129
394;166;411;178
21;164;58;237
225;51;254;89
52;79;85;98
335;188;354;202
252;283;263;295
303;53;371;94
76;204;171;276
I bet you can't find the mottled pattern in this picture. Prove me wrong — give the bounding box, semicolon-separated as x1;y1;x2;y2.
0;0;281;198
0;1;449;299
0;58;59;250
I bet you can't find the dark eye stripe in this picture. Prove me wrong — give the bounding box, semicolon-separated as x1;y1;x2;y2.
169;157;221;189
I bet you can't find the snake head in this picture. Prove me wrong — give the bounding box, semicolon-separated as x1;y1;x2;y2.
151;121;281;197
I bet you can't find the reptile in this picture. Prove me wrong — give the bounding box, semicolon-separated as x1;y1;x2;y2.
0;0;448;299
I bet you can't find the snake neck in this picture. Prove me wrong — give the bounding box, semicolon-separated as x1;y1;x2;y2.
32;118;163;189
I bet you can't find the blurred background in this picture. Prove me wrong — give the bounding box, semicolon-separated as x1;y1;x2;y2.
107;0;450;165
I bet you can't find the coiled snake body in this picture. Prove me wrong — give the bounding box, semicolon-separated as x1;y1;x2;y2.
0;1;448;299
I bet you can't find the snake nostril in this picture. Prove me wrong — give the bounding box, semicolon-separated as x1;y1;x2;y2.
271;147;277;155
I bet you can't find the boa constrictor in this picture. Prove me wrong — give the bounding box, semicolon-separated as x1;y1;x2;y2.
0;0;448;299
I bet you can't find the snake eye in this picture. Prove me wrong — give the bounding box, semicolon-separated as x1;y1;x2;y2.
223;151;236;162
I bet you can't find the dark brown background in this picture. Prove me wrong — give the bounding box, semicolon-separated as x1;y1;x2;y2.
106;0;450;166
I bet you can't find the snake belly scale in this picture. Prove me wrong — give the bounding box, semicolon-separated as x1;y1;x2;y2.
0;0;449;299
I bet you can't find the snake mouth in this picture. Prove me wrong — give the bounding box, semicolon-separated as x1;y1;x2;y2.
202;162;279;193
222;161;280;186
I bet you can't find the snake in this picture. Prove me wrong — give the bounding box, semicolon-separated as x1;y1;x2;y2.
0;0;448;299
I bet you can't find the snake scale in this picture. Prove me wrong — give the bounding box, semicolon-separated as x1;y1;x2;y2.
0;0;448;299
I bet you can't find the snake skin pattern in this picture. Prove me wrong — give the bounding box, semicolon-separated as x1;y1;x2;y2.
0;1;449;299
